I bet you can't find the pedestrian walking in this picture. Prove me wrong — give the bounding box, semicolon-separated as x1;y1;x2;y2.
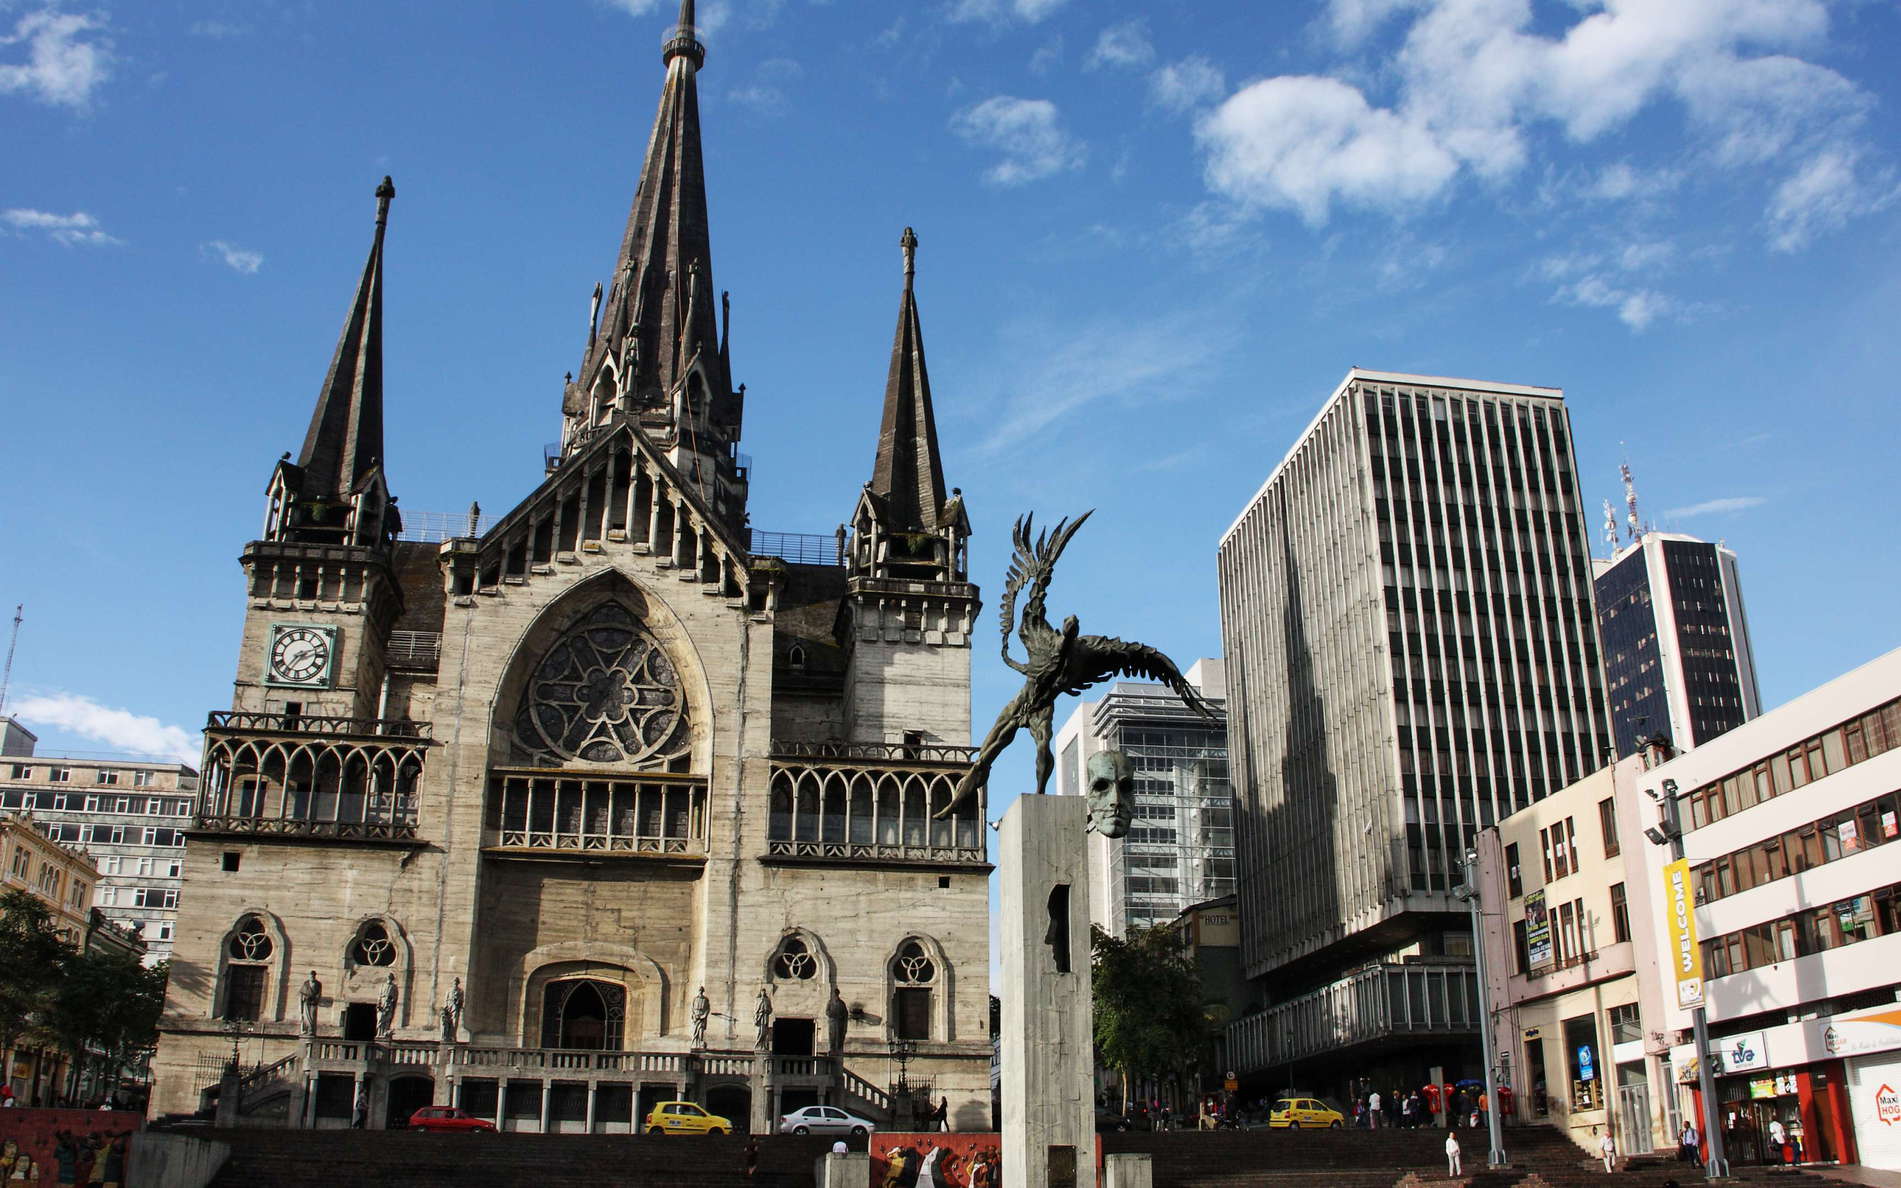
1597;1127;1617;1173
1445;1131;1462;1177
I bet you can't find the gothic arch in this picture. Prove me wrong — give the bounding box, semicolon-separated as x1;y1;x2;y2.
515;940;669;1045
488;569;714;773
212;909;291;1023
883;932;955;1044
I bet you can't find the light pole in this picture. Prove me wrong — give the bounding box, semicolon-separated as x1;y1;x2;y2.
1455;850;1507;1168
1645;778;1729;1178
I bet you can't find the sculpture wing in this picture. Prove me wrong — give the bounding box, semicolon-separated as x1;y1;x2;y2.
1074;634;1217;721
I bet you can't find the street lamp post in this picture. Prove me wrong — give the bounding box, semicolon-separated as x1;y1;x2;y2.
1456;850;1508;1168
1648;778;1729;1179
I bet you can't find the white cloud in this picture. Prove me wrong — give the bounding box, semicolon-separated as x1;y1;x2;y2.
3;207;120;246
10;693;201;766
949;0;1067;25
0;7;113;109
1194;0;1882;239
1665;495;1768;519
1766;146;1897;252
1149;57;1226;114
1085;20;1153;71
203;239;264;274
950;96;1085;186
1197;75;1458;225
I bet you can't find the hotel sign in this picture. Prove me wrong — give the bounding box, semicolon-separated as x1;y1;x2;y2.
1663;858;1704;1009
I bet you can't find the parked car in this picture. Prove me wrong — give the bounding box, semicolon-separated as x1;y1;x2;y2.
407;1106;497;1133
1268;1098;1344;1129
643;1100;733;1135
776;1105;877;1136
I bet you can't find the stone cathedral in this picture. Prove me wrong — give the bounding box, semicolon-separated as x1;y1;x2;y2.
152;1;991;1133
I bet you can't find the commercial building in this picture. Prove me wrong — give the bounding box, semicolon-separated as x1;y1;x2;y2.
1644;646;1901;1170
1473;751;1680;1154
152;0;993;1133
1219;369;1612;1095
1594;532;1761;759
0;720;199;963
1052;660;1233;936
2;809;101;1102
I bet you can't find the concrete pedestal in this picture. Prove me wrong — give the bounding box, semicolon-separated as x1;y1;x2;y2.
1000;794;1094;1188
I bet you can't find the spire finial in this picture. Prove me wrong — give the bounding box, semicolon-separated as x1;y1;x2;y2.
901;226;918;292
664;0;704;69
375;176;395;228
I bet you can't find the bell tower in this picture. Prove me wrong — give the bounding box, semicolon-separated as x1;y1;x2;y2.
841;228;978;744
239;177;405;721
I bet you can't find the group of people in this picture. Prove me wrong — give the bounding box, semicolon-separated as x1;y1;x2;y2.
1354;1082;1497;1130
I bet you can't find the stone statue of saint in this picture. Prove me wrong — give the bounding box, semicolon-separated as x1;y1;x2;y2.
1084;750;1134;839
825;987;849;1055
753;987;773;1052
940;512;1214;818
691;986;710;1048
298;971;322;1035
446;977;464;1036
377;972;399;1037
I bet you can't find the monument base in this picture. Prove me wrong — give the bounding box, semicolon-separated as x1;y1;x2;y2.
999;794;1094;1188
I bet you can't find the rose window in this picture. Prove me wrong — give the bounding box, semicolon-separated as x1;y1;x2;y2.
514;603;689;766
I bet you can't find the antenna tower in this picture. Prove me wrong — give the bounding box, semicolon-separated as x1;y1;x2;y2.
0;604;20;717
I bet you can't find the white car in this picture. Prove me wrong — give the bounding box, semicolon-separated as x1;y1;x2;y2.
777;1105;877;1136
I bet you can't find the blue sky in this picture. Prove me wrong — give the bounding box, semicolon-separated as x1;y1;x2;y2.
4;0;1899;794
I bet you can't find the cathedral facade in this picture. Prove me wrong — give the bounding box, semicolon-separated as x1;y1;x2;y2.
151;1;992;1133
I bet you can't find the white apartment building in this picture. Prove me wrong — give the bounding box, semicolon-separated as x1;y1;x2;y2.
1643;646;1901;1170
0;717;199;963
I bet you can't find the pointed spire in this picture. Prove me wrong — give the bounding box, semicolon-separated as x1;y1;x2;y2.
296;176;393;504
585;0;724;416
869;227;949;534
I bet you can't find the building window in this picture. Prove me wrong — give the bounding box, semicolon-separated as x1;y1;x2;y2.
1598;797;1620;857
771;934;816;981
350;920;397;967
1609;883;1630;943
223;916;275;1021
891;939;938;1041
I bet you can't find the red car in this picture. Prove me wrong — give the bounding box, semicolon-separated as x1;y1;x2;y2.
407;1106;498;1133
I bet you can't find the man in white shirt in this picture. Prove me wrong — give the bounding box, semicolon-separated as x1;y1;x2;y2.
1445;1131;1462;1176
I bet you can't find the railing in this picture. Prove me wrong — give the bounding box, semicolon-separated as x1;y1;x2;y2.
771;740;978;765
207;712;431;740
749;530;841;566
195;815;420;842
386;631;442;670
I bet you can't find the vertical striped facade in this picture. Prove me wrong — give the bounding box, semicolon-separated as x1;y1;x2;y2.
1219;370;1612;1008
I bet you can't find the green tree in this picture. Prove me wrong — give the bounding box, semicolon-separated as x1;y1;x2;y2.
1091;924;1209;1110
0;888;77;1090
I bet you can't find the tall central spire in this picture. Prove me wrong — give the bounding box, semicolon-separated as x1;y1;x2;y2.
583;0;725;414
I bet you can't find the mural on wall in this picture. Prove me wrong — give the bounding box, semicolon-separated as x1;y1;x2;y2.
871;1133;1003;1187
0;1110;141;1188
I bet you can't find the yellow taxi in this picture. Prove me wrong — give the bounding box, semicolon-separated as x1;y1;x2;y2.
1269;1097;1344;1129
643;1100;734;1135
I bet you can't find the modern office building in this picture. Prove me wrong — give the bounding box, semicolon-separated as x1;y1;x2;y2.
0;720;198;963
1643;646;1901;1171
1594;532;1761;759
1219;369;1612;1094
1052;659;1233;936
1474;750;1681;1155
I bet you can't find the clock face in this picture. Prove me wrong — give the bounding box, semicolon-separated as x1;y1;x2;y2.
268;625;335;687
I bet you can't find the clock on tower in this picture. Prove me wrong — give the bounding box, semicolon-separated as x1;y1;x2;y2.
266;623;338;688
